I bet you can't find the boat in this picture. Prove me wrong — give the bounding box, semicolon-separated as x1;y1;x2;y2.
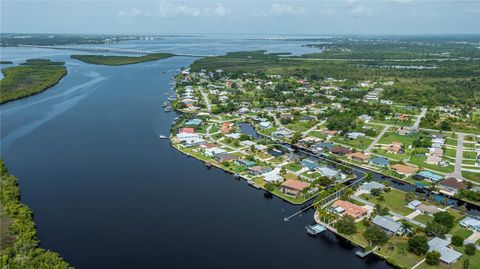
205;162;213;167
158;134;168;139
164;106;172;112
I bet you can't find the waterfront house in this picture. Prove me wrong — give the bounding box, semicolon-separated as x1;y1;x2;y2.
280;179;310;198
390;164;418;176
185;118;202;126
317;166;340;178
311;142;334;152
358;181;385;195
214;152;239;163
331;200;369;220
254;144;268;151
346;152;370;163
248;166;273;176
322;130;338;138
413;170;444;183
259;121;272;128
178;127;195;134
459;217;480;232
225;133;242;140
330;146;353;156
240;140;256;147
428;237;462;265
263;168;283;183
235;159;256;167
182;137;206;147
272;129;293;139
300;159;318;171
204;147;227;157
371;215;402;236
437;177;466;196
429;147;444;157
201;143;217;149
369;157;389;168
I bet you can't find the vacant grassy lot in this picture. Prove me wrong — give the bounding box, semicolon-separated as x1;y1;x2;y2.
71;53;174;66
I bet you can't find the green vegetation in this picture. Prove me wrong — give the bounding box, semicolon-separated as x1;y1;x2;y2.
462;171;480;183
0;161;71;268
0;61;13;64
336;216;357;235
0;59;67;104
408;235;429;255
71;53;175;66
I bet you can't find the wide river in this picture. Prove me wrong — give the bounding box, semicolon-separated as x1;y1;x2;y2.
1;35;391;268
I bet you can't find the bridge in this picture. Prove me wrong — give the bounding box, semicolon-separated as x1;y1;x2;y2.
17;45;215;57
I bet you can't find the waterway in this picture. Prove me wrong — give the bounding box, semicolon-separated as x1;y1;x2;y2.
0;35;392;268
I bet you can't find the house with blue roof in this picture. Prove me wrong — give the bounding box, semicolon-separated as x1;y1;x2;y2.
413;170;444;183
300;159;318;171
235;159;256;167
369;157;389;168
318;166;340;178
185;118;202;126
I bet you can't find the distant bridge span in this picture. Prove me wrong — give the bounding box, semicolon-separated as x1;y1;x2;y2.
17;45;215;57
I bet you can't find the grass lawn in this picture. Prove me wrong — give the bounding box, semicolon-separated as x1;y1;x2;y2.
258;127;276;136
373;149;408;161
285;121;312;132
284;162;302;172
445;148;456;158
338;221;369;248
308;130;326;139
331;136;374;150
463;171;480;183
446;137;458;146
462;159;478;165
376;236;425;269
361;189;414;216
409;155;454;173
271;188;308;204
378;132;421;147
417;245;480;269
413;214;433;224
284;173;299;180
463;151;477;159
451;226;473;239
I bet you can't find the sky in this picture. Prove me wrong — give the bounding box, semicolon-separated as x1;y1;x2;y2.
1;0;479;35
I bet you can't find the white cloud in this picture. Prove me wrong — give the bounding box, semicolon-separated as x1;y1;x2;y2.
212;3;231;18
117;8;147;18
270;3;304;18
349;5;373;17
158;1;202;18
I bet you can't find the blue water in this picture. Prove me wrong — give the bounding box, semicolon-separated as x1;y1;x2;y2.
0;35;390;269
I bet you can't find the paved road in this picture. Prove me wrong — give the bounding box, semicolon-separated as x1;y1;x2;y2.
350;195;426;228
413;108;427;130
366;125;390;152
450;132;465;180
199;89;211;112
302;120;325;136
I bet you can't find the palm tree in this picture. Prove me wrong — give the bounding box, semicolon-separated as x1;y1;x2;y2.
400;219;414;237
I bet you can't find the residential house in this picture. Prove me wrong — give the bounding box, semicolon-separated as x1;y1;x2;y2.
185;118;202;126
359;114;373;122
331;200;369;220
358;181;385;195
181;137;205;147
370;157;390;168
259;121;272;128
330;146;353;156
178;127;195;134
397;127;415;136
248;166;273;176
372;215;402;236
426;155;442;165
272;129;293;139
429;147;444;157
214;152;239;163
386;143;404;154
390;164;418;176
300;159;318;171
416;204;440;215
204;147;227;157
437;177;466;195
428;237;462;265
318;167;340;178
459;217;480;232
280;179;310;198
347;132;365;139
413;170;444;183
407;200;422;210
221;122;234;134
346;152;370;163
322;130;338;138
312;142;334;152
263;168;283;183
235;159;256;167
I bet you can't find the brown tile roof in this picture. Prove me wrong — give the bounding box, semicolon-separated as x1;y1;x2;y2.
281;179;310;191
330;146;353;155
346;152;370;161
391;164;418;174
439;177;466;190
332;200;368;219
179;127;195;134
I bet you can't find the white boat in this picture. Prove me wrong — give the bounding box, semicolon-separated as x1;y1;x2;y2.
158;134;168;139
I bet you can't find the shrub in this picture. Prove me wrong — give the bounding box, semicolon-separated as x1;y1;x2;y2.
465;243;476;256
425;251;440;265
408;235;429;255
451;235;464;247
